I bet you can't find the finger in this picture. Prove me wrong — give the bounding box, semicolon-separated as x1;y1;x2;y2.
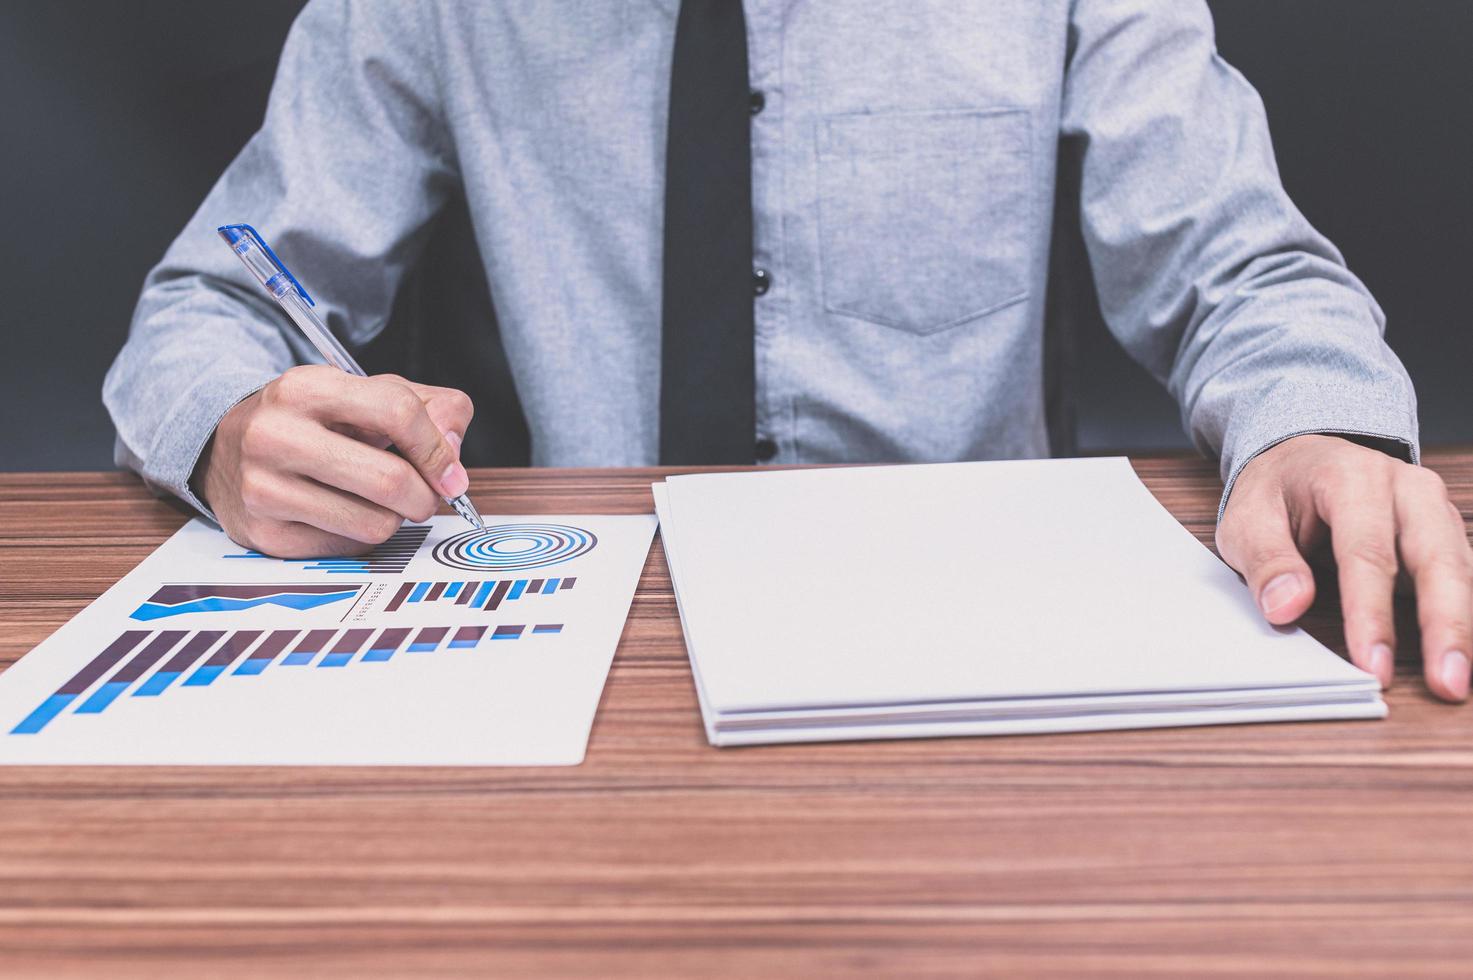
1395;470;1473;702
282;419;440;523
326;422;392;450
1217;483;1317;626
1319;475;1399;687
239;467;406;547
303;375;468;498
234;519;374;561
391;378;476;444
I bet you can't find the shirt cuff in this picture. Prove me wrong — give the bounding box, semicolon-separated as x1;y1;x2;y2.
1215;384;1419;524
135;369;278;523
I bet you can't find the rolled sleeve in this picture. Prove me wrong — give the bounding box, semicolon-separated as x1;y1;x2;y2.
114;368;277;523
1061;0;1420;521
1215;381;1418;523
102;0;455;517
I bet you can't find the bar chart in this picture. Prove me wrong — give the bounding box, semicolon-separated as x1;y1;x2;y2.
224;525;430;574
382;576;576;613
9;620;568;735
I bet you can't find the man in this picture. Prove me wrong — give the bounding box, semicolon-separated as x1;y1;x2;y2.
105;0;1472;702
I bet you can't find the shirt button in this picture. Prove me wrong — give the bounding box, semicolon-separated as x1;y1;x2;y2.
752;268;771;296
749;90;766;115
754;437;778;462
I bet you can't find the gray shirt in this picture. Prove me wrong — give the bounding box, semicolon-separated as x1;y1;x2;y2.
105;0;1419;521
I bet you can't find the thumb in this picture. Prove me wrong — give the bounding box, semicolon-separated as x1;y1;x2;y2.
1217;491;1317;625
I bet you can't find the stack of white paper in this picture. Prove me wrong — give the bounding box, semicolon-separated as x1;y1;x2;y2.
653;458;1383;746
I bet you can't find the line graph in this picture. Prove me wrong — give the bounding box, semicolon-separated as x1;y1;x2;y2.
130;584;361;621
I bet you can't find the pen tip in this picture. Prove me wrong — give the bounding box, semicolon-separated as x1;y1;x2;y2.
449;494;486;532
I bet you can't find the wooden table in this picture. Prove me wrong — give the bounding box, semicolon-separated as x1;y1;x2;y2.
1;452;1471;977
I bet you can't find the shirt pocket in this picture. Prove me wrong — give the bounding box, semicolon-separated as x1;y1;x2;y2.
816;108;1032;336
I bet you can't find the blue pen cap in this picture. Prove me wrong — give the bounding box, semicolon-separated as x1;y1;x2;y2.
216;224;315;306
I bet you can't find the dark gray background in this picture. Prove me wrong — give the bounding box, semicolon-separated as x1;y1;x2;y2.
1;1;1468;471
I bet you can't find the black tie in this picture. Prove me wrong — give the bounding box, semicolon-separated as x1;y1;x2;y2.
659;0;755;464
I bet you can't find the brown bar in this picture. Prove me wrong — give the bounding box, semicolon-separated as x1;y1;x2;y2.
560;577;577;590
384;582;415;612
410;626;450;648
527;579;544;595
57;631;151;695
455;582;477;605
108;631;189;683
486;579;511;611
330;629;374;654
451;626;488;646
157;630;227;674
371;628;412;652
291;629;336;655
245;629;299;664
425;582;447;601
202;630;263;668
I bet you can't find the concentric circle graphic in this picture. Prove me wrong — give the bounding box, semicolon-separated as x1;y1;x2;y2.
432;523;598;572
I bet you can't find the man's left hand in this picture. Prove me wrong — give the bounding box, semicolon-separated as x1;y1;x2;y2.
1218;434;1473;702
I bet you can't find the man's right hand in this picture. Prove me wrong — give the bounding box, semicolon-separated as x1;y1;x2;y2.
197;365;475;557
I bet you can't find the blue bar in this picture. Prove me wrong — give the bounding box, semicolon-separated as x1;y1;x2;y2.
408;581;430;602
471;581;494;608
362;648;391;662
532;624;563;635
233;658;269;676
318;652;353;667
10;693;78;734
134;671;180;697
408;642;437;652
281;651;315;666
445;581;464;598
448;639;477;649
75;681;131;714
183;665;226;687
542;578;559;594
508;580;527;600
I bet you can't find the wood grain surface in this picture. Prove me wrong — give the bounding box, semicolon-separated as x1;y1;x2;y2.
1;453;1471;978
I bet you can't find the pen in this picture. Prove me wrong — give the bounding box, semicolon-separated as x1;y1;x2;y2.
216;223;486;532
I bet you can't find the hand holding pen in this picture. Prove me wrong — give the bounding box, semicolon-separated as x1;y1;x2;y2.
191;225;485;559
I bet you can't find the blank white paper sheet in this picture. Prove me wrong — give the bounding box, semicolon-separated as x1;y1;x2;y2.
653;458;1383;746
0;514;656;765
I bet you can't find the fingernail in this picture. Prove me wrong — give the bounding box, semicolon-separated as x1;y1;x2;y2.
440;461;469;497
1440;651;1470;702
445;430;462;452
1368;643;1393;687
1258;573;1303;617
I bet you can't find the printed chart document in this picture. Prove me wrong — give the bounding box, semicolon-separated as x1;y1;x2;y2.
0;515;656;765
654;458;1383;746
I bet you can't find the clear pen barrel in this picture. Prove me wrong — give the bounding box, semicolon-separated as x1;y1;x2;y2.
223;231;283;294
217;227;366;377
